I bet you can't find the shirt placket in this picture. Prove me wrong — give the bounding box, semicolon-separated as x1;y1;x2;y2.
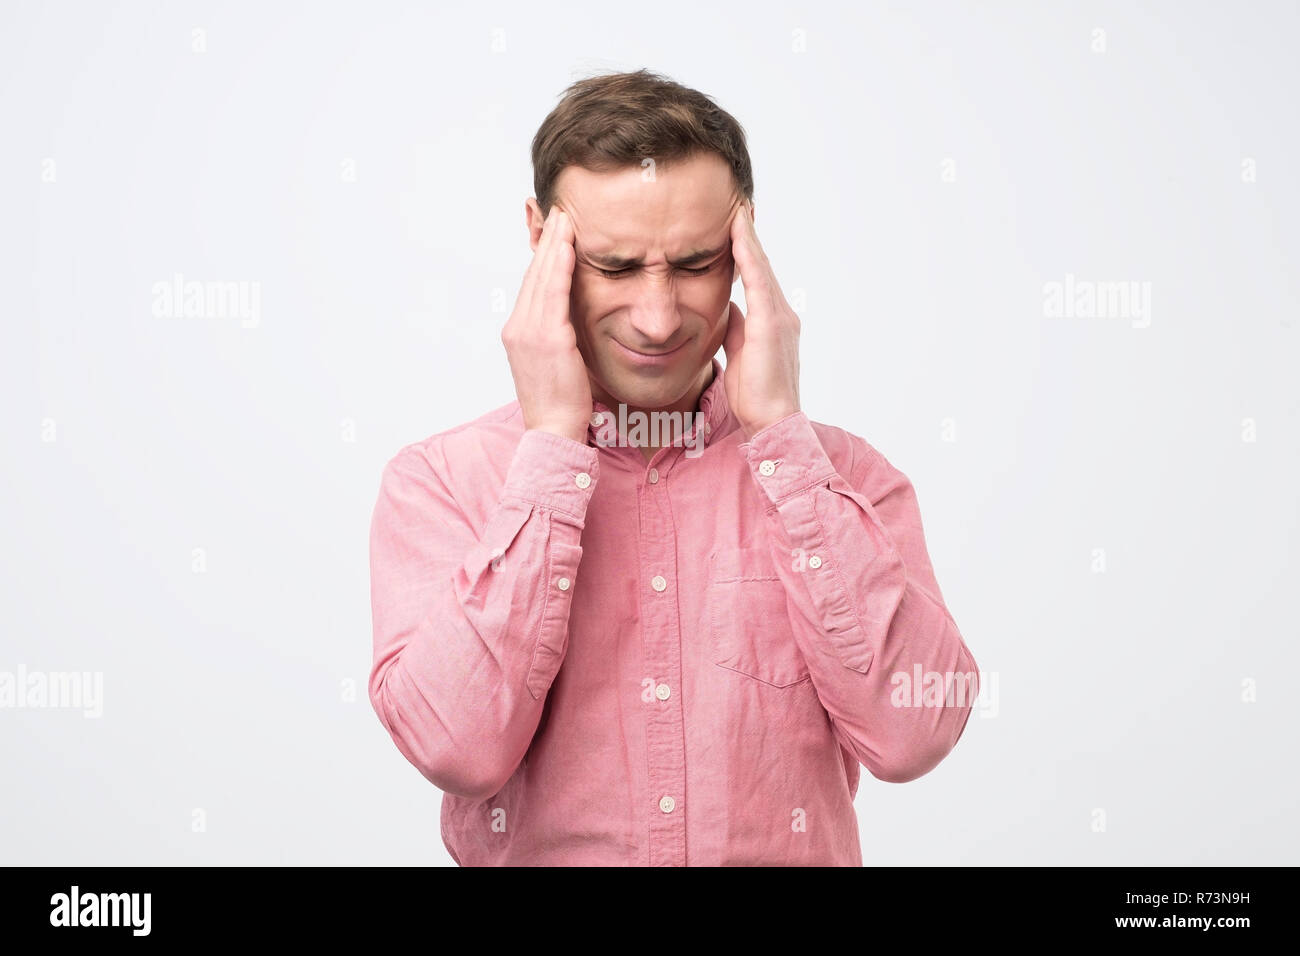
639;450;688;866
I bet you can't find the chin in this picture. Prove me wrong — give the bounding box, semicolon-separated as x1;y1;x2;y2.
598;358;703;410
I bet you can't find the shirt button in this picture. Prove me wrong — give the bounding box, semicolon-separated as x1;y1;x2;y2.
808;555;822;569
556;577;571;591
647;468;659;484
590;412;605;427
659;795;675;813
651;575;667;592
655;683;671;700
758;459;776;477
574;472;591;489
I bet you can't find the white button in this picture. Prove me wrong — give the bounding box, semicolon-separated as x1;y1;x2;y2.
574;472;591;489
557;577;570;591
647;468;659;484
808;555;822;569
655;683;671;700
758;460;776;477
590;412;605;427
651;575;667;592
703;422;712;435
659;795;675;813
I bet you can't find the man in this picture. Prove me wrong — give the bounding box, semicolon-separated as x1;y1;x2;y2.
368;69;979;866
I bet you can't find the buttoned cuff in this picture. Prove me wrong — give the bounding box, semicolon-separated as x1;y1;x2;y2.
738;412;837;505
501;429;600;522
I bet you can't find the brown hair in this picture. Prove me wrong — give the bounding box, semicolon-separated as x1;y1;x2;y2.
530;68;754;216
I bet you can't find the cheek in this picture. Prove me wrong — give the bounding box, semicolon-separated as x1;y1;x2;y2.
568;272;611;331
566;276;600;346
569;270;596;306
686;271;733;319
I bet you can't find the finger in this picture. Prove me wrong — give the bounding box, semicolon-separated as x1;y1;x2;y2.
523;203;560;285
541;210;575;330
729;202;772;305
721;300;745;364
526;207;566;330
516;211;553;332
733;202;786;318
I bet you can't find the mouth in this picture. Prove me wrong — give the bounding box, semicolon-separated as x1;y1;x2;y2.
612;336;691;367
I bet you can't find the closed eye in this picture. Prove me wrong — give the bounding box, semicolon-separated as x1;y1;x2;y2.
597;262;715;279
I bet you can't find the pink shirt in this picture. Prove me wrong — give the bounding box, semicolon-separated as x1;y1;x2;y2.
368;358;978;865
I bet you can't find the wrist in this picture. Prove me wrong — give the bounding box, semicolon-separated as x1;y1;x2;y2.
740;406;801;441
528;422;589;446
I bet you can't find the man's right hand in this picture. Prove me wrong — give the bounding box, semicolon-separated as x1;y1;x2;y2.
501;207;593;445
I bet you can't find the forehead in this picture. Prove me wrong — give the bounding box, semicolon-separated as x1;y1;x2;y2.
555;152;738;253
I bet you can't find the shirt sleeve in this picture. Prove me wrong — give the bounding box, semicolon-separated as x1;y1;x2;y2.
740;412;979;784
368;428;598;801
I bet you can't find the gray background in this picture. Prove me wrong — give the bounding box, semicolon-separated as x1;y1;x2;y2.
2;0;1296;865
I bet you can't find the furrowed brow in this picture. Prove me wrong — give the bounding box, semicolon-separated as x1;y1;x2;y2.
579;244;727;269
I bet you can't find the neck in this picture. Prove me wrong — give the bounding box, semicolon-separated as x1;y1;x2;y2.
591;361;715;462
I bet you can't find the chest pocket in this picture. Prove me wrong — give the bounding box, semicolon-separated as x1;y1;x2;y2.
708;547;811;688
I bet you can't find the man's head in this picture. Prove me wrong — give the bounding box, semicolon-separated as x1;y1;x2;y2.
526;69;755;414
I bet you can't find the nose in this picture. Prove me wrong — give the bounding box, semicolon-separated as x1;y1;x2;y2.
625;272;684;348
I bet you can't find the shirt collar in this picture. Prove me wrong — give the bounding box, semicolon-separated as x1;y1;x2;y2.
587;356;736;453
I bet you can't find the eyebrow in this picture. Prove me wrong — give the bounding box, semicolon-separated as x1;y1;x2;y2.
579;244;727;270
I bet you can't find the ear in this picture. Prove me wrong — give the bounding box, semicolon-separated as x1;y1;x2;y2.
525;198;544;253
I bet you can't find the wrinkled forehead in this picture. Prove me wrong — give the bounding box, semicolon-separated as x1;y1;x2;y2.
555;155;741;255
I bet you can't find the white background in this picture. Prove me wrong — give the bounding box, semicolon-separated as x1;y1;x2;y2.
2;0;1296;865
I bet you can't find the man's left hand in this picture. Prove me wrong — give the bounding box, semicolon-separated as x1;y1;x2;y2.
722;200;802;441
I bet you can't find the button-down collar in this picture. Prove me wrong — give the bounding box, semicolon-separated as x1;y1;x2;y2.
586;356;735;458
